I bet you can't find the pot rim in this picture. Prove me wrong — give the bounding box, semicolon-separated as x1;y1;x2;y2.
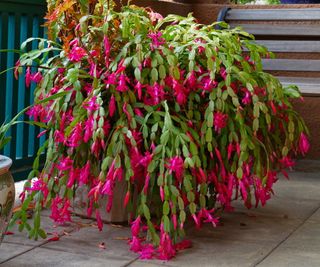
0;155;12;175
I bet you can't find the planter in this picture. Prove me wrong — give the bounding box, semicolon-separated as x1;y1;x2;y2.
73;178;128;223
0;155;15;245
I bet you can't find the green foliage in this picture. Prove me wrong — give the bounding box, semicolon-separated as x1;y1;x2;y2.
10;1;308;258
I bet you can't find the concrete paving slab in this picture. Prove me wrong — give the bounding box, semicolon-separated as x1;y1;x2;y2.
0;243;33;264
2;214;78;246
276;220;320;250
1;247;132;267
257;217;320;267
257;246;320;267
131;238;271;267
232;192;319;220
42;223;137;261
271;174;320;202
309;208;320;222
186;210;301;245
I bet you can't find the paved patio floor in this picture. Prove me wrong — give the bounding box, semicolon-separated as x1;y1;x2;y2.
1;160;320;267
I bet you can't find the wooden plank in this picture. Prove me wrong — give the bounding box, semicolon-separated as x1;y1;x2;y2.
278;76;320;85
262;59;320;72
227;8;320;21
277;76;320;96
231;24;320;37
254;40;320;53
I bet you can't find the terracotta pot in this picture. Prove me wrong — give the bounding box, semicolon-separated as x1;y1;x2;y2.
73;178;128;224
0;155;15;245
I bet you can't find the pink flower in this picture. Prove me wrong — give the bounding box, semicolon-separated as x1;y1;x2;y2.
54;130;66;143
116;74;129;92
172;214;177;230
143;174;150;194
31;71;42;84
186;71;197;88
202;76;218;91
147;32;165;50
138;152;153;167
242;90;251;105
68;46;87;62
25;67;31;87
26;104;47;122
89;62;99;78
135;82;143;100
101;180;113;195
103;36;111;57
172;79;187;106
139;244;155;260
83;116;94;143
167;156;184;182
198;208;219;227
266;171;277;190
299;133;310;156
149;10;163;23
220;67;227;80
254;178;269;207
68;122;83;147
160;186;165;202
50;196;72;224
57;157;73;171
239;180;248;201
88;181;103;202
158;227;176;260
109;94;116;117
279;156;295;168
129;236;142;252
25;178;49;198
96;209;103;231
83;96;99;113
131;215;141;237
116;59;126;74
227;143;233;160
123;102;132;123
146;82;165;105
106;194;113;213
91;139;104;158
80;161;91;185
83;83;93;94
14;60;20;79
192;214;200;228
213;111;228;132
67;168;80;188
58;68;65;74
124;191;130;207
105;73;117;86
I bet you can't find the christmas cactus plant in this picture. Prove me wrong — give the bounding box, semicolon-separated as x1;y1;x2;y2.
12;0;309;260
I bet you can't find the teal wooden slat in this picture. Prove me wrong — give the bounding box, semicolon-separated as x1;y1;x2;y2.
0;13;7;134
4;14;15;156
28;15;40;157
39;24;47;148
10;13;22;161
16;15;28;159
